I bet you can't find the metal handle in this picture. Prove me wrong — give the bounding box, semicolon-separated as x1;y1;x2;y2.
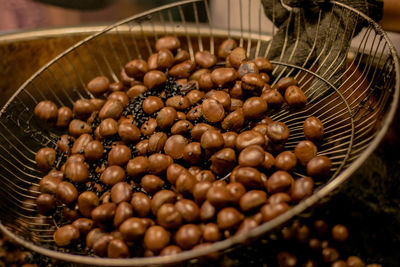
280;0;294;12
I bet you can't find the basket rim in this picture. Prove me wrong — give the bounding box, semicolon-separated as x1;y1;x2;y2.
0;0;399;265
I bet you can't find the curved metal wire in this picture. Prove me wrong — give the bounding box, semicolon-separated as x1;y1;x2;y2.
0;0;398;265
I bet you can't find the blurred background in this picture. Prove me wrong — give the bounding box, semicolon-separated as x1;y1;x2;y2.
0;0;168;31
0;0;398;52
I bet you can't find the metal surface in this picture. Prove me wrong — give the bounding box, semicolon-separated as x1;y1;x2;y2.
0;0;398;265
0;26;107;108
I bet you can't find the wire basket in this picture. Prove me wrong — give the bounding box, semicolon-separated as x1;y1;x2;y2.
0;0;398;265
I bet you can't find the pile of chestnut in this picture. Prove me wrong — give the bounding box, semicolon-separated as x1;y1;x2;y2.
33;36;332;258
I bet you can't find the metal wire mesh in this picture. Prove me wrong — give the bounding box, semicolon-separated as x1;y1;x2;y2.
0;0;398;265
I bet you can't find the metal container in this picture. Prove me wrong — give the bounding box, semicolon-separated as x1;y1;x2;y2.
0;0;398;265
